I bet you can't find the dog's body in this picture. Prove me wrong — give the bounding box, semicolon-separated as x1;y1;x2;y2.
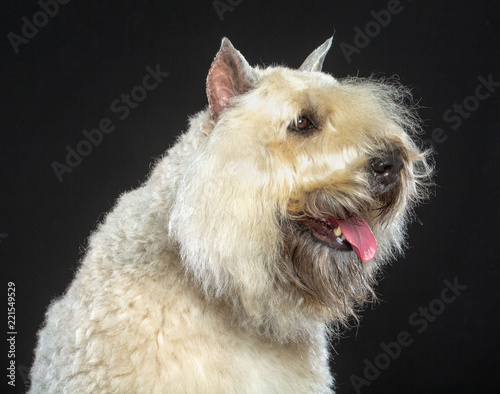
30;38;431;393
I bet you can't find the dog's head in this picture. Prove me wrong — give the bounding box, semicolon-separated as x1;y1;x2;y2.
168;38;432;338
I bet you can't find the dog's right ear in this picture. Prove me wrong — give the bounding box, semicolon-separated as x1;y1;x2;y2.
206;38;256;120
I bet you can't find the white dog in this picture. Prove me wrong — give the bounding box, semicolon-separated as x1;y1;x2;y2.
30;38;431;393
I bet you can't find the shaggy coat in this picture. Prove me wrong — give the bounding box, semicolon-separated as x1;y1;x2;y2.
30;38;431;393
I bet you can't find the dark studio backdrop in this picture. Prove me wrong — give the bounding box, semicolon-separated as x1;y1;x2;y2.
1;0;499;393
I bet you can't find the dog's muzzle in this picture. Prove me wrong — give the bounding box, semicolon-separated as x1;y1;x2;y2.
293;151;406;264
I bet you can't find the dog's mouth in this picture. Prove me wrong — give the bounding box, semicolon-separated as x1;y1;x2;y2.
300;215;377;263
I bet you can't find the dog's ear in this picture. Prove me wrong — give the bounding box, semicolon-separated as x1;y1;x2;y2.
299;37;333;72
206;38;256;120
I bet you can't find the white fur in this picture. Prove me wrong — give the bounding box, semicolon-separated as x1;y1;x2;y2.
30;39;431;393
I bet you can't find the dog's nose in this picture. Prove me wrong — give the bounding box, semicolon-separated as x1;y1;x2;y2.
371;153;404;186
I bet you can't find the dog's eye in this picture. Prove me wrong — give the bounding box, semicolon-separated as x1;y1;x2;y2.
289;116;315;132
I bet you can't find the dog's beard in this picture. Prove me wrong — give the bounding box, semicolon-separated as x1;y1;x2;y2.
280;216;378;324
277;155;416;324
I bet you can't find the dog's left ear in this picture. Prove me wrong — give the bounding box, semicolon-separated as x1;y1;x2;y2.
206;38;257;120
299;37;333;72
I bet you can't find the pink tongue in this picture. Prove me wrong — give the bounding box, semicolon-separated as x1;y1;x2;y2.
337;217;377;263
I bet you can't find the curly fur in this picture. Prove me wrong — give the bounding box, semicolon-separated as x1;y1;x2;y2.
30;38;432;393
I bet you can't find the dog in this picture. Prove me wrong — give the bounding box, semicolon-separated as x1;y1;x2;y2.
30;37;432;393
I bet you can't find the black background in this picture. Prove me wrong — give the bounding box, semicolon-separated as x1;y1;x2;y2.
1;1;499;393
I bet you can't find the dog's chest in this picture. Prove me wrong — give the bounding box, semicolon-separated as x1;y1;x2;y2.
119;281;330;392
152;312;331;392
